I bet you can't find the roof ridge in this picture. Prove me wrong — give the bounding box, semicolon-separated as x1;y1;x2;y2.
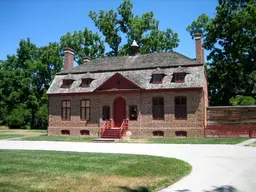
58;52;199;74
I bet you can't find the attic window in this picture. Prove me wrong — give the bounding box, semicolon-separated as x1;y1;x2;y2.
80;78;93;87
173;73;186;83
151;74;164;84
61;79;73;88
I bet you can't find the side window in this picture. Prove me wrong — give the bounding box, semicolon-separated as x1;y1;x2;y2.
129;105;138;121
173;73;186;83
175;97;187;119
61;80;73;88
62;100;71;121
81;100;90;121
151;74;164;84
102;106;110;121
152;97;164;120
80;79;92;87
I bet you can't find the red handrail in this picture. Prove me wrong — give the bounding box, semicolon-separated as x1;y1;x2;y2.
119;119;128;138
101;121;108;137
101;120;112;137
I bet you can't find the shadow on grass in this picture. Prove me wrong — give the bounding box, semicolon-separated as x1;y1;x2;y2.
120;186;149;192
175;185;238;192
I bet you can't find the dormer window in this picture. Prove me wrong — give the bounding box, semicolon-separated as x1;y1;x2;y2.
173;73;186;83
61;79;73;88
151;74;164;84
80;78;93;87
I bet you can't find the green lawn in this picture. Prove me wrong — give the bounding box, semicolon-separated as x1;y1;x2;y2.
23;135;96;142
23;135;248;144
1;129;248;144
0;129;46;140
0;150;191;192
0;134;24;139
121;137;248;144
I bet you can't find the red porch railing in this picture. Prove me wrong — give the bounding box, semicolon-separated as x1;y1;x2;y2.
119;119;128;138
101;120;112;137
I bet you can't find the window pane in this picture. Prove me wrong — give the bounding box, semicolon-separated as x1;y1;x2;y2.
175;106;179;118
62;109;66;119
129;106;137;120
86;100;90;107
86;108;90;120
67;101;70;107
153;98;163;105
159;106;164;118
175;98;180;105
103;106;110;120
153;98;164;119
67;108;70;120
62;101;66;107
181;106;187;118
181;98;186;104
81;100;85;107
174;73;185;82
175;97;187;119
81;108;85;120
159;98;164;105
153;106;157;118
153;75;163;83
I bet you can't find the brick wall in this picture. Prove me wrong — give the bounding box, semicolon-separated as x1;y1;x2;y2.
206;106;256;138
48;90;205;138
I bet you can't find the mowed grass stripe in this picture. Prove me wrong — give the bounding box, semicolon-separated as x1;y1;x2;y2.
0;134;24;139
0;150;191;192
124;137;248;144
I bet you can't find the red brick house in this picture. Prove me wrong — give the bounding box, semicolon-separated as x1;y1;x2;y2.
47;34;208;138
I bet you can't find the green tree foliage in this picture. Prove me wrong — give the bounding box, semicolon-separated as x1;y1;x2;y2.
60;28;105;64
0;39;62;129
0;0;180;129
187;0;256;105
89;0;179;56
230;95;256;106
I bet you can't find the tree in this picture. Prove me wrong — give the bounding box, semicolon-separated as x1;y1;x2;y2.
60;28;105;64
187;0;256;105
230;95;256;106
0;39;62;129
89;0;179;56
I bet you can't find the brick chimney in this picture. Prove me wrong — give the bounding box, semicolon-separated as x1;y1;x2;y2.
195;33;204;64
83;56;91;63
130;40;139;56
64;47;74;70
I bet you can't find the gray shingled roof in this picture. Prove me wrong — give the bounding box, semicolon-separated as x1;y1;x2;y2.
58;52;199;74
47;52;204;94
173;66;189;73
152;67;166;74
47;66;204;94
80;72;94;79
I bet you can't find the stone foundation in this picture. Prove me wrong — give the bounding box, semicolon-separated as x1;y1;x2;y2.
48;126;204;138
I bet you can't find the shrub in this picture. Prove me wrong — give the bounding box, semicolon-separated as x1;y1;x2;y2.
229;95;256;106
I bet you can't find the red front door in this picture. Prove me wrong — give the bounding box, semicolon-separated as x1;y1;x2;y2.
113;97;126;127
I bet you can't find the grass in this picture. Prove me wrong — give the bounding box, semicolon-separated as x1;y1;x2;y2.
23;135;248;144
0;134;24;139
1;129;248;144
23;135;96;142
0;129;47;140
121;137;249;144
0;150;191;192
0;125;8;130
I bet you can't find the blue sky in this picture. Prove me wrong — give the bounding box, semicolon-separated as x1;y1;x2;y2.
0;0;218;61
